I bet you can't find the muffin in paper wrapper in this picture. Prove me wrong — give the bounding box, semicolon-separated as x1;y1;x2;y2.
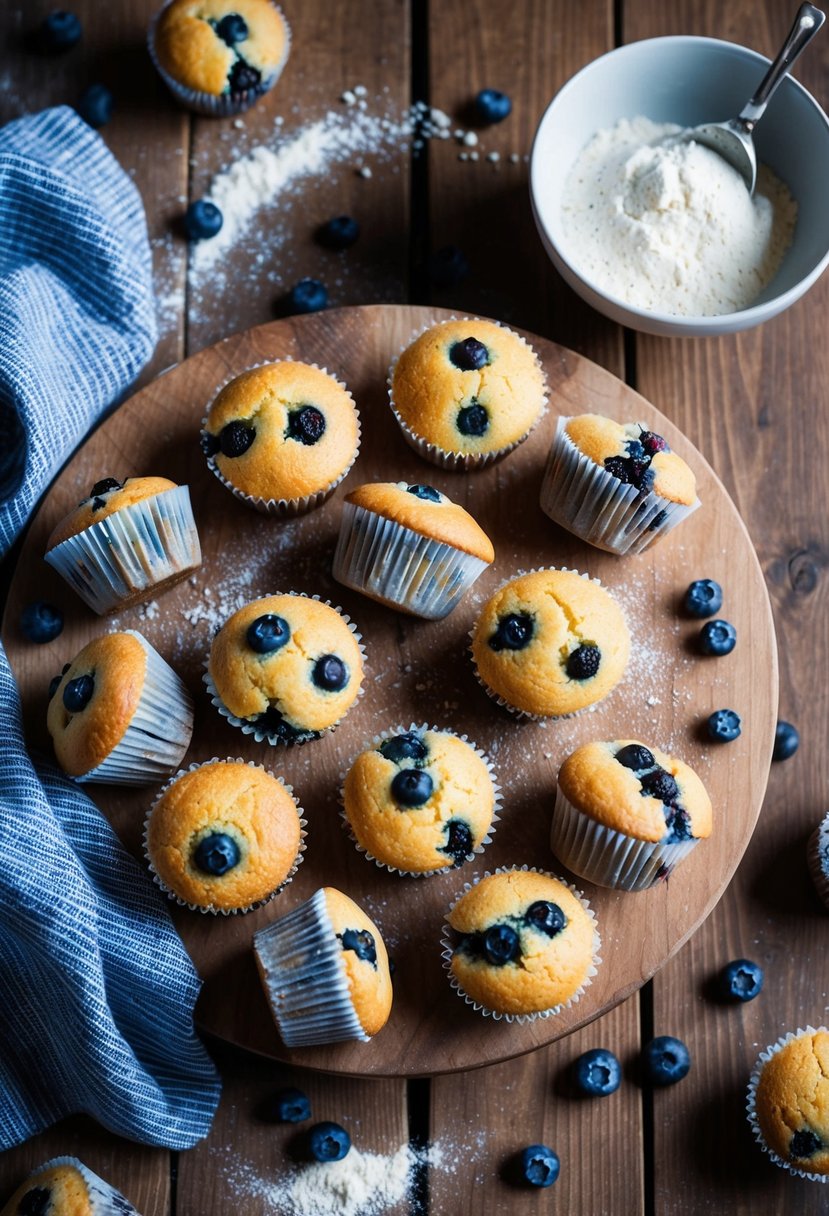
1;1155;143;1214
746;1026;829;1182
807;812;829;910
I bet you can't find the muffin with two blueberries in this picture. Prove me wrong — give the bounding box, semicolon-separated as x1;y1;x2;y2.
747;1027;829;1181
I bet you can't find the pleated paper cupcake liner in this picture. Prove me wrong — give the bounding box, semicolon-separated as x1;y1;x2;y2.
539;417;701;555
746;1026;829;1182
807;812;829;910
386;315;548;471
79;631;193;785
148;2;291;117
142;757;307;915
332;500;489;619
338;722;502;877
35;1157;142;1214
201;358;361;516
440;865;601;1023
45;484;201;615
253;887;369;1046
550;785;700;891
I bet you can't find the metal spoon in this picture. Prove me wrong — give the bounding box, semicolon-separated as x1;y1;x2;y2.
673;3;825;195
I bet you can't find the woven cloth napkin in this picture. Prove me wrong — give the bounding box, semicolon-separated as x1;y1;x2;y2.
0;107;221;1150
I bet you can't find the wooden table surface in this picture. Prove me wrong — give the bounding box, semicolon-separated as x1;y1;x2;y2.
0;2;827;1213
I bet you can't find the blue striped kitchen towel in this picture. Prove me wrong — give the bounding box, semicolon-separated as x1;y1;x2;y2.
0;107;221;1150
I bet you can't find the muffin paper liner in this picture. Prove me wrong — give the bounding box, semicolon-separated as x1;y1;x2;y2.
539;417;701;555
332;500;490;619
550;785;700;891
253;887;369;1046
45;484;201;615
143;757;306;915
746;1026;829;1182
148;2;291;117
202;359;361;517
204;593;366;746
440;864;601;1023
387;315;548;471
78;631;193;786
807;812;829;911
338;722;502;877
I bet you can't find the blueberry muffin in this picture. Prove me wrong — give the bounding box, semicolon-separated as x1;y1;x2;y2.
254;886;393;1046
145;759;304;913
202;361;360;515
470;567;630;718
807;811;829;910
552;740;713;891
342;726;499;874
0;1157;141;1215
748;1027;829;1180
540;414;700;555
389;318;546;469
333;481;495;619
44;476;201;615
150;0;290;116
443;868;600;1021
47;630;193;785
205;593;365;744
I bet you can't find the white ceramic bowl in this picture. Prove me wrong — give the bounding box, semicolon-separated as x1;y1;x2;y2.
530;36;829;337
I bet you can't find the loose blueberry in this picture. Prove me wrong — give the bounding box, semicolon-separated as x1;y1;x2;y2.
565;644;601;680
474;88;512;124
428;244;469;287
246;614;290;654
573;1048;622;1097
698;619;737;657
639;429;669;455
773;720;800;762
184;199;223;241
718;958;764;1003
449;337;489;370
391;768;433;808
76;83;113;128
489;612;534;652
683;578;723;618
254;706;318;744
193;832;240;876
456;402;489;436
89;477;122;498
228;59;261;94
379;731;427;763
288;277;328;314
307;1121;351;1162
312;654;348;692
640;768;679;804
483;922;520;966
20;602;64;644
219;419;255;457
441;819;473;867
406;483;441;502
790;1129;823;1159
287;404;326;445
340;927;377;965
18;1189;52;1216
37;11;81;52
642;1035;691;1086
707;708;742;743
215;13;248;44
525;900;567;937
317;214;360;251
261;1086;311;1123
615;744;655;772
63;673;94;713
518;1144;559;1188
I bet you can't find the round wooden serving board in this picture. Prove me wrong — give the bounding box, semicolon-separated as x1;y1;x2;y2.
2;305;777;1078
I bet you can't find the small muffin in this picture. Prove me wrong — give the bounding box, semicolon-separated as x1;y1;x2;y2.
747;1027;829;1181
807;811;829;910
205;593;365;745
442;868;600;1021
470;567;630;718
145;759;305;913
149;0;290;116
254;886;393;1046
389;318;546;470
0;1157;142;1215
341;725;500;875
202;361;360;515
332;481;495;619
540;414;700;555
47;630;193;785
44;475;201;615
552;740;713;891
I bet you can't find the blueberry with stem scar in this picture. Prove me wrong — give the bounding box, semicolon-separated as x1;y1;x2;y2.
449;337;489;370
573;1048;622;1097
489;612;533;651
517;1144;559;1188
246;614;290;654
193;832;240;875
483;922;520;965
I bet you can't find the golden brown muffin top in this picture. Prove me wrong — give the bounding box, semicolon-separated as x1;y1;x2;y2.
564;414;697;506
46;476;178;550
754;1030;829;1175
154;0;289;96
322;887;393;1037
344;481;495;562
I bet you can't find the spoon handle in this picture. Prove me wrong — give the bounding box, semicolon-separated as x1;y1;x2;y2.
739;3;825;128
